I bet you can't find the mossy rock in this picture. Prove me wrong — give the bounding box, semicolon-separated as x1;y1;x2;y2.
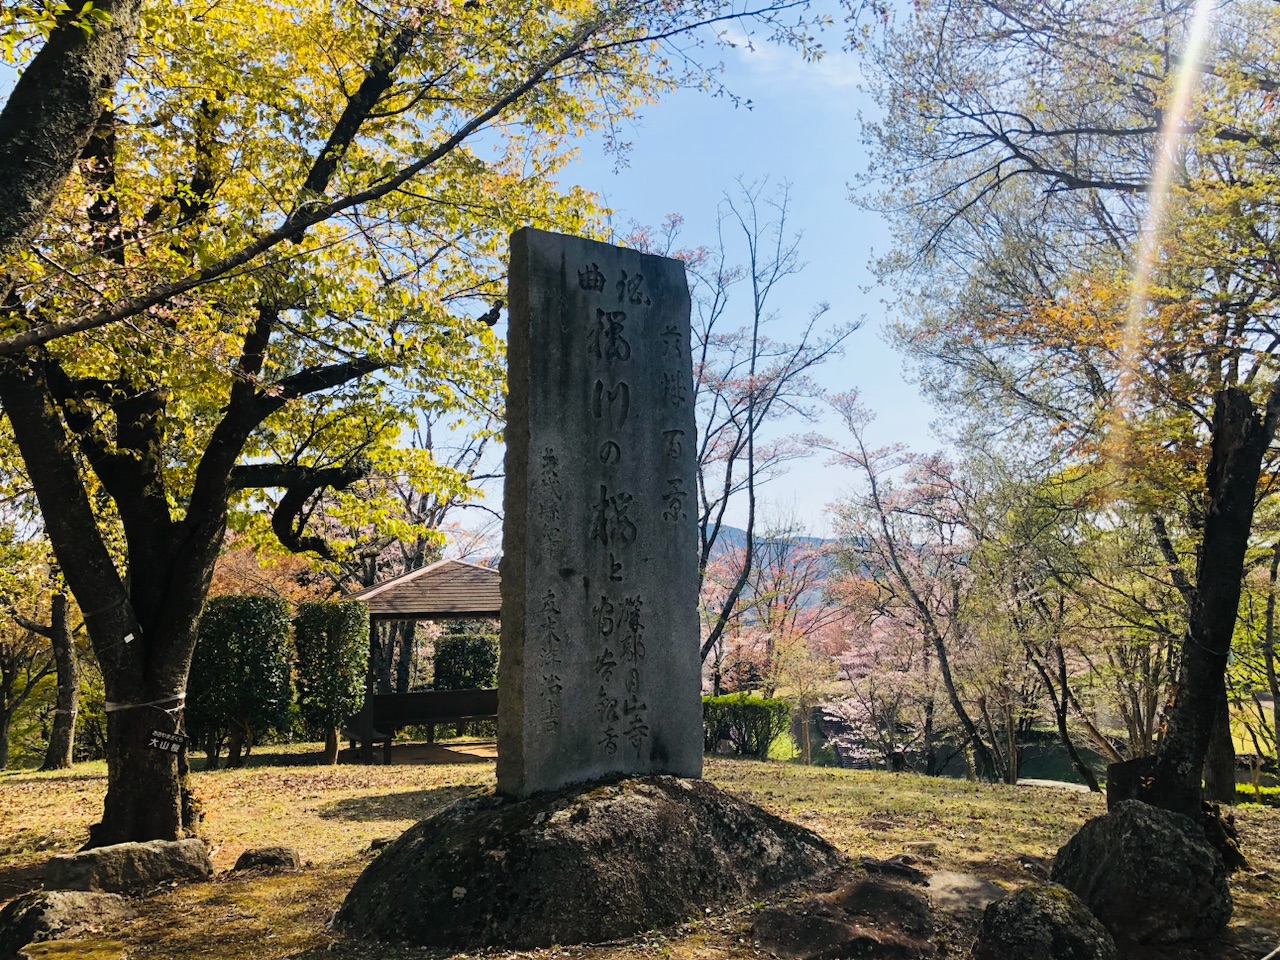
1051;800;1231;945
335;775;846;949
971;884;1117;960
0;891;134;959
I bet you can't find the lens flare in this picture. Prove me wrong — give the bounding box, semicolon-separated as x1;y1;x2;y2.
1111;0;1217;470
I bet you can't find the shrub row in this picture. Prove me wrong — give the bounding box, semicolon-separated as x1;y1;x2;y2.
188;597;367;766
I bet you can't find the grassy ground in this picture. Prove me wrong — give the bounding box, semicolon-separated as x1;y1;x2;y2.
1;744;1277;959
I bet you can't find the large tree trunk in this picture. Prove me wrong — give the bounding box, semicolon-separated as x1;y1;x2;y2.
40;592;78;770
0;354;225;843
1118;388;1277;818
1204;686;1236;804
86;705;187;846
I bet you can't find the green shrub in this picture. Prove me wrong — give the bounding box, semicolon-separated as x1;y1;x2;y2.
433;620;498;690
294;600;368;762
188;594;293;768
702;693;792;760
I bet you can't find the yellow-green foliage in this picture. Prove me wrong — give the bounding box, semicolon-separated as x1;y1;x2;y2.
0;0;722;564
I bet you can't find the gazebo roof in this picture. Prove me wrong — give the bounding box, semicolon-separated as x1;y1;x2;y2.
348;558;501;620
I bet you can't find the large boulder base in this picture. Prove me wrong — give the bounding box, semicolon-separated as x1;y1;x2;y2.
1050;799;1230;945
44;839;212;894
0;890;135;959
971;884;1117;960
336;775;846;949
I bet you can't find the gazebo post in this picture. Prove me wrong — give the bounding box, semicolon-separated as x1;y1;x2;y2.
360;612;377;764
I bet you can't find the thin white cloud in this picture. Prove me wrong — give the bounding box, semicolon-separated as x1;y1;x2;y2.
715;23;863;92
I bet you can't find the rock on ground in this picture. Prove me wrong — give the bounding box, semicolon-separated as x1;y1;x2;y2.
0;890;135;959
751;877;935;960
44;839;213;894
1050;799;1231;945
232;846;302;872
970;884;1117;960
335;775;846;949
925;872;1008;925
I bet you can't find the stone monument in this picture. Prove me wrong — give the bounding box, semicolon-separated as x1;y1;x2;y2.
334;230;846;950
498;226;703;797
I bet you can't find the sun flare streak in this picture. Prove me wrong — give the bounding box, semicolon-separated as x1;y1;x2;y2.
1112;0;1217;468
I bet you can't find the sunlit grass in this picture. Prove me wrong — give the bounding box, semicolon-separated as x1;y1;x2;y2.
1;746;1276;959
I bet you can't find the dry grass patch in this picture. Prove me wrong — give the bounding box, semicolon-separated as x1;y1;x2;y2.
0;748;1276;959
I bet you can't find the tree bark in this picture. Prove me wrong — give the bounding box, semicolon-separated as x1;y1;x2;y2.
1265;544;1280;766
0;709;10;769
1203;686;1236;804
0;0;142;264
203;731;221;770
226;725;246;769
800;709;812;765
1130;387;1279;817
323;727;339;765
40;593;78;770
86;705;186;847
0;355;215;843
936;639;998;780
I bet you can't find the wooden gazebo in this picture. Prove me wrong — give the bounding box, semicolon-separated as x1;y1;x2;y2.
348;558;501;761
350;557;502;621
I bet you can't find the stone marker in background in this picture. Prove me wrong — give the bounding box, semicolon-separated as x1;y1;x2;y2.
498;227;702;797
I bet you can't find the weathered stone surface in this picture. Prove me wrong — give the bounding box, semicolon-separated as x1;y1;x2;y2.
44;839;212;894
750;878;935;960
1050;799;1231;944
970;884;1117;960
336;776;845;949
0;890;135;958
925;872;1007;924
231;846;301;872
499;227;701;798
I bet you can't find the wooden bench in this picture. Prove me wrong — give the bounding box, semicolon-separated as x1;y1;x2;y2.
353;688;498;763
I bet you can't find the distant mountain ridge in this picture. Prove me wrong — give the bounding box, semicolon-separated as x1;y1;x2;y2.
707;525;834;556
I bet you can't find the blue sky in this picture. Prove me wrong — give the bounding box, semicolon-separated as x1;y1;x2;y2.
561;21;939;536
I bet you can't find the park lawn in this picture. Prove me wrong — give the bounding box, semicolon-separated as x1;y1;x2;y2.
1;748;1277;959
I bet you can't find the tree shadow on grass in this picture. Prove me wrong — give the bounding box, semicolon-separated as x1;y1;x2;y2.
317;785;481;823
191;739;498;772
190;747;334;772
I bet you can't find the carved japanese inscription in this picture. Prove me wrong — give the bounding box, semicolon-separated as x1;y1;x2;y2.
499;227;701;798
